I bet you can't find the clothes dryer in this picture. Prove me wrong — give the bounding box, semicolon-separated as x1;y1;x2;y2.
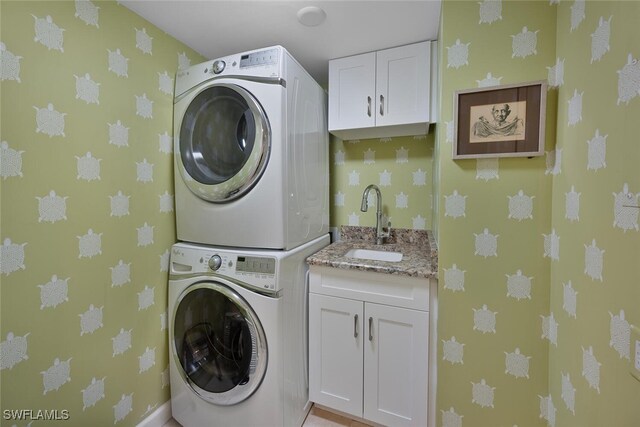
169;234;329;427
174;46;328;250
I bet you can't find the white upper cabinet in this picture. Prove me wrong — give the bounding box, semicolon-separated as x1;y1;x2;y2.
375;42;430;127
328;52;377;131
329;41;434;140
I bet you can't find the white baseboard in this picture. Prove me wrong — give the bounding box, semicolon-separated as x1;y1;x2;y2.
137;400;172;427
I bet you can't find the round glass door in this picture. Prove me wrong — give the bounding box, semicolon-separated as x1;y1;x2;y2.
178;83;270;202
173;281;267;405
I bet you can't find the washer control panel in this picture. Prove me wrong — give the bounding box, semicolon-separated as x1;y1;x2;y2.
171;244;278;293
236;256;275;275
208;254;222;270
206;253;276;292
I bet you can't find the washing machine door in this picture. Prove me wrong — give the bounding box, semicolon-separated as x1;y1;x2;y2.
177;83;270;203
172;281;268;405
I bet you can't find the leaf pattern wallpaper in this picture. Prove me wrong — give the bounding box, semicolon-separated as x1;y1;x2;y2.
0;1;203;425
437;2;557;424
549;2;640;426
435;1;640;426
330;134;435;231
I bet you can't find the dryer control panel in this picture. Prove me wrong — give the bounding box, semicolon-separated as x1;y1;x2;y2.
239;48;279;68
175;46;288;99
170;244;278;293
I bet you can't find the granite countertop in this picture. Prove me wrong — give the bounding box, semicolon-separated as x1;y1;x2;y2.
306;226;438;279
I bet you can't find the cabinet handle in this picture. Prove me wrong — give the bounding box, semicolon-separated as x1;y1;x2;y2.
379;95;385;116
367;96;372;117
354;314;359;338
368;317;373;341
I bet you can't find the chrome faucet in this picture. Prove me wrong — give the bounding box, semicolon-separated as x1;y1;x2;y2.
360;184;391;245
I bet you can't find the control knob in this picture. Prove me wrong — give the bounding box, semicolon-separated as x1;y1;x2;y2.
208;254;222;271
212;60;225;74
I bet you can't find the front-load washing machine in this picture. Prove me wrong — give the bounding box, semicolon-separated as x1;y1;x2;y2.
169;234;329;427
174;46;329;250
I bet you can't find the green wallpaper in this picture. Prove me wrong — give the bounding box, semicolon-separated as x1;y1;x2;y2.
0;1;203;425
438;1;640;426
549;2;640;426
437;1;557;426
329;133;435;231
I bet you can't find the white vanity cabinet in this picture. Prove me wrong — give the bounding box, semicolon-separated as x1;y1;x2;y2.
328;41;436;140
308;266;434;427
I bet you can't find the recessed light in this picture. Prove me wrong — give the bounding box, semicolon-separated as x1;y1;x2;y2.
297;6;326;27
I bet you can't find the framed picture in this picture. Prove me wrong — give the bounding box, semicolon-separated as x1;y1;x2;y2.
453;80;547;159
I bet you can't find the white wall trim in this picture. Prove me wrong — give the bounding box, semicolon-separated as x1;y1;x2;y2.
137;400;172;427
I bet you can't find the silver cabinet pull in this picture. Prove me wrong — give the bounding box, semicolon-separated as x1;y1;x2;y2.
354;314;359;338
368;317;373;341
367;96;372;117
379;95;385;116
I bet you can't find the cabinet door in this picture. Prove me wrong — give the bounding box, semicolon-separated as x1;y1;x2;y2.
375;42;430;127
364;303;429;427
328;52;376;132
309;294;364;418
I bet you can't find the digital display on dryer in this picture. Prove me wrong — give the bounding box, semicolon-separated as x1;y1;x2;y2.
236;256;275;274
239;49;278;68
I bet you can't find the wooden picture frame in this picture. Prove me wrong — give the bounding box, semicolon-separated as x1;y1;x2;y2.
453;81;547;159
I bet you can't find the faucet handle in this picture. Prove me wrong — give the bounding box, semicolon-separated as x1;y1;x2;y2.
381;221;392;238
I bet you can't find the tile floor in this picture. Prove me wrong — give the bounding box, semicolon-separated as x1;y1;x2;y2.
162;405;371;427
303;406;371;427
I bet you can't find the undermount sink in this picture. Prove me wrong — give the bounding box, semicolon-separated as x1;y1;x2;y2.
345;248;403;263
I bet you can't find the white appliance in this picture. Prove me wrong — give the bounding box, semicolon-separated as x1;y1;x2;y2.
169;234;329;427
173;46;329;250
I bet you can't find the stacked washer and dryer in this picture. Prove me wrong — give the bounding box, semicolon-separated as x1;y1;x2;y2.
169;46;329;427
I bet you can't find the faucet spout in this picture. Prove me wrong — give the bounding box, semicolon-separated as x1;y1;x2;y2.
360;184;390;245
360;184;380;213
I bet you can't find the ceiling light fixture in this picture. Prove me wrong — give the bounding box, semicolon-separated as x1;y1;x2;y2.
297;6;327;27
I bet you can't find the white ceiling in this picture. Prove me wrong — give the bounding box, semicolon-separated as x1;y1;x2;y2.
120;0;441;86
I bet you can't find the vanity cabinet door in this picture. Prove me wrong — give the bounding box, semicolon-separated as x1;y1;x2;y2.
309;294;364;418
364;303;429;427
